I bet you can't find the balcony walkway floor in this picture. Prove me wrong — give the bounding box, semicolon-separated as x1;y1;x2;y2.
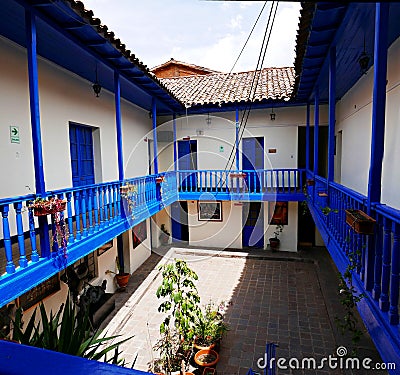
100;246;387;375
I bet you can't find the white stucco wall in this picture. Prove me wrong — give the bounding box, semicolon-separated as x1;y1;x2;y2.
0;36;152;198
336;36;400;209
187;200;242;249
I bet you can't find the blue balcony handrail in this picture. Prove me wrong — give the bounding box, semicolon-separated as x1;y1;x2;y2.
308;174;400;368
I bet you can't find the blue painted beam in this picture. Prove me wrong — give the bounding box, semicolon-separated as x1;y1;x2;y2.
173;113;178;172
313;87;320;176
0;341;149;375
365;3;389;292
236;107;240;170
25;10;45;195
327;46;336;183
152;98;159;174
25;9;50;258
367;3;389;210
114;70;124;180
306;103;310;172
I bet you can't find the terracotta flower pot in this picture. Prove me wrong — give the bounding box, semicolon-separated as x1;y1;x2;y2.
194;349;219;368
269;238;280;251
115;273;130;288
193;337;217;352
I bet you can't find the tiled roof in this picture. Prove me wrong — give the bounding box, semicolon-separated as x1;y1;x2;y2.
65;0;184;108
151;58;220;75
160;67;295;107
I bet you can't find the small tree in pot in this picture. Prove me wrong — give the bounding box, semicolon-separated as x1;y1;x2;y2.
269;224;283;251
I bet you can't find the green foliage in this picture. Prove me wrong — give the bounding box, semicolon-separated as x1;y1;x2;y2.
335;244;365;353
321;206;339;216
156;259;200;341
193;302;228;346
273;224;283;239
8;294;132;364
152;327;183;374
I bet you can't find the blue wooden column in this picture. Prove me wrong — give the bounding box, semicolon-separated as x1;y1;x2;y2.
367;3;389;210
173;113;177;171
365;3;389;291
235;107;240;170
313;87;319;176
152;98;159;174
306;103;310;172
25;10;50;257
114;70;124;180
328;46;336;183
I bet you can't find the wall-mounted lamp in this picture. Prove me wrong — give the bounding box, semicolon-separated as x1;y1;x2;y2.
92;65;102;97
270;107;276;121
358;36;370;75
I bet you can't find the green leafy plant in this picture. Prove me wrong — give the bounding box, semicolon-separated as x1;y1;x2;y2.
273;224;283;239
321;206;339;216
156;259;200;341
193;302;228;347
7;294;132;364
334;242;365;354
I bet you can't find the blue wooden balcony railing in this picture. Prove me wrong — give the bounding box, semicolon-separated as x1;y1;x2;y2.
0;171;177;307
306;174;400;367
178;168;306;201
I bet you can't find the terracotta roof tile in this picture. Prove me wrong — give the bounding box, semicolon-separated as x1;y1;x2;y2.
160;67;295;107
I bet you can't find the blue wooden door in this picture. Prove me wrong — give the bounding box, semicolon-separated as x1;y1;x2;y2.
178;140;197;190
171;201;189;242
69;123;95;187
242;137;264;192
243;202;264;248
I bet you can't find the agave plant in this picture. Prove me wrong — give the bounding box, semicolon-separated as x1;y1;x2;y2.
8;294;133;364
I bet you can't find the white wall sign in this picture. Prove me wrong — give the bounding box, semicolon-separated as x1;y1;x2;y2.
10;126;20;144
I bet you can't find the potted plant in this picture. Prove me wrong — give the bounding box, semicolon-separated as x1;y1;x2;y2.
269;224;283;251
345;209;376;235
159;224;171;245
193;302;228;352
194;348;220;368
120;182;137;212
30;197;66;216
105;256;130;289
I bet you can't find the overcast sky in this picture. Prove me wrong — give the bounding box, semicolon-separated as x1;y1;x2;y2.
83;0;301;72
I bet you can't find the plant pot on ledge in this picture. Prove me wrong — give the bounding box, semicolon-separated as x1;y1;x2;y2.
115;273;130;289
194;349;220;368
269;238;280;251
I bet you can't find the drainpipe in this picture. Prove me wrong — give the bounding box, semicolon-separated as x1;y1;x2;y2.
173;113;177;172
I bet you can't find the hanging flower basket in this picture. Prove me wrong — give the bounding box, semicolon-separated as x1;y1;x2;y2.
31;198;66;217
229;172;247;179
155;176;165;184
306;179;315;186
345;209;376;235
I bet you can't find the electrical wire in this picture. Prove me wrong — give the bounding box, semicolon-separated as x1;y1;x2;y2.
219;1;279;187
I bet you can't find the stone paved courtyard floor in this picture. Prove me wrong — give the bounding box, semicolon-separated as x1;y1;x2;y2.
101;247;386;375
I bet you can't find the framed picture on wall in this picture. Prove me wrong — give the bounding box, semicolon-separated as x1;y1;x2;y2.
132;220;147;249
97;240;113;256
198;201;222;222
269;201;288;225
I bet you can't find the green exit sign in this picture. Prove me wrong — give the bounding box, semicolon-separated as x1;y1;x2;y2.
10;126;20;144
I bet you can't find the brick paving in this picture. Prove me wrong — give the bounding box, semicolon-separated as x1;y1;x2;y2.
101;247;386;375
